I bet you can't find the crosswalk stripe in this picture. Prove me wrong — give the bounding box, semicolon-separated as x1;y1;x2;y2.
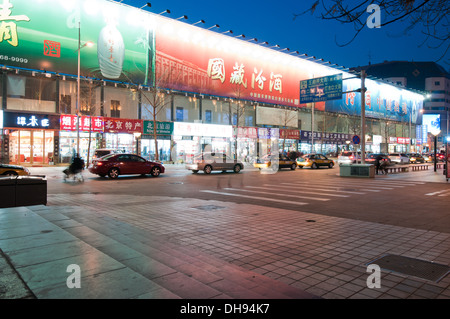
426;190;450;196
224;188;330;201
261;184;350;197
280;183;366;195
200;190;308;205
287;181;384;192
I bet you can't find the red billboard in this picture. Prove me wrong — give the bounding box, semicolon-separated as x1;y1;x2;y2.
154;17;330;108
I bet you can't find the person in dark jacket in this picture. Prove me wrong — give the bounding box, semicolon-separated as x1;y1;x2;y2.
375;154;383;175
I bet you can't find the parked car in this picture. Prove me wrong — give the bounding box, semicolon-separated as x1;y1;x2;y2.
388;153;410;164
297;153;335;169
186;152;244;174
0;164;30;176
366;153;391;165
93;148;120;160
254;154;297;171
89;153;164;179
337;151;361;165
407;153;425;164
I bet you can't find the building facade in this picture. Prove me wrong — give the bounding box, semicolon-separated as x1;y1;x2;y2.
352;61;450;151
0;0;425;166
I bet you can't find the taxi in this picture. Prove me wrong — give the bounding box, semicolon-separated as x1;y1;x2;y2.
296;153;335;169
254;154;297;171
0;163;31;176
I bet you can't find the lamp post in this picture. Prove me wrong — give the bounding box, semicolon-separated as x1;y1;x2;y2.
432;130;441;172
76;21;93;157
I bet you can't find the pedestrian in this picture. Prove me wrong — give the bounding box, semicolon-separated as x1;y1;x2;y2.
375;154;383;175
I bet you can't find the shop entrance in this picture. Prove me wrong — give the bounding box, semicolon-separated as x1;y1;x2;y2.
9;130;54;165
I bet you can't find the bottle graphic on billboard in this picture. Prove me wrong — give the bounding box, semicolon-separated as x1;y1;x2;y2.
97;21;124;79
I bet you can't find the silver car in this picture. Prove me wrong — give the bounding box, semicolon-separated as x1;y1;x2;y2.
337;151;361;165
389;153;410;164
186;152;244;174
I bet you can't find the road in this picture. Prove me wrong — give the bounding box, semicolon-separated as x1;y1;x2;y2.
34;164;450;233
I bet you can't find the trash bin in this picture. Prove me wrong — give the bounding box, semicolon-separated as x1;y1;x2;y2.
340;164;375;178
0;177;17;208
15;176;47;207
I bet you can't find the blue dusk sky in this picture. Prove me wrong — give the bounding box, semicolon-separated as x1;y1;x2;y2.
120;0;450;70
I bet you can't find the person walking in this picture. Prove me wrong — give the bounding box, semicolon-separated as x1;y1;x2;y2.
375;154;383;175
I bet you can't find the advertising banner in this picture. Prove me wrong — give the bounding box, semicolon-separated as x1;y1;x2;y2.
153;16;335;108
422;114;441;135
0;0;155;84
324;78;424;123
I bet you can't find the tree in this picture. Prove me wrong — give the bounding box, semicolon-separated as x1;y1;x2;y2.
295;0;450;63
79;77;101;165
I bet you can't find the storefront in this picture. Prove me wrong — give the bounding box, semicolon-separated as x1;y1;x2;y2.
173;122;233;163
103;117;143;154
279;129;300;154
59;114;104;163
3;111;60;165
388;137;411;153
257;128;279;158
299;130;351;155
141;121;174;162
236;127;258;162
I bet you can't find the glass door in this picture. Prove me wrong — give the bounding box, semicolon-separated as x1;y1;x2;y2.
19;131;32;164
33;131;44;164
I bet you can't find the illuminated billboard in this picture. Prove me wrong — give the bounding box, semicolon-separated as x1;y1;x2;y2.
0;0;155;84
422;114;441;135
324;77;424;123
153;15;341;108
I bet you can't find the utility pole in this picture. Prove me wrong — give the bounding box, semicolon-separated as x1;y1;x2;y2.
361;70;366;164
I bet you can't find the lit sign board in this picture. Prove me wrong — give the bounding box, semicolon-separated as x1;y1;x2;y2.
3;111;59;129
422;114;441;135
60;115;103;132
0;0;154;84
173;122;232;138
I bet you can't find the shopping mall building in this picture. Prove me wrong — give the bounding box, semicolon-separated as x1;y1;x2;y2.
0;0;425;165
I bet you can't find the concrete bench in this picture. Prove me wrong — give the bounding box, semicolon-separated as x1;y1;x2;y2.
410;165;430;171
385;166;409;174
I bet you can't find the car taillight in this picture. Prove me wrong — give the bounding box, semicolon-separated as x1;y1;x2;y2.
350;156;354;159
97;162;103;166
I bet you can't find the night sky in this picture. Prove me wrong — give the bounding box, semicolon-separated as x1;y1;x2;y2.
120;0;450;70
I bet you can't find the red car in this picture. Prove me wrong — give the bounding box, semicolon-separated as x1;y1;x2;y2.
88;154;165;179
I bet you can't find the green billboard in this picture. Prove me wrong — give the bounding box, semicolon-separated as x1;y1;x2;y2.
0;0;155;85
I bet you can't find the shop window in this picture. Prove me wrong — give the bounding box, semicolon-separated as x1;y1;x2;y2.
60;95;71;114
232;113;237;126
435;81;440;86
205;110;212;123
176;107;184;122
111;100;121;118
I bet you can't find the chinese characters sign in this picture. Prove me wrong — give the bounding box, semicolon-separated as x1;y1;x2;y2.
0;0;29;47
300;74;343;104
104;118;143;134
0;0;153;84
143;121;173;135
60;115;103;132
3;111;59;129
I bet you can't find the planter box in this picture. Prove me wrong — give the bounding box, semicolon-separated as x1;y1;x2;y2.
339;164;375;178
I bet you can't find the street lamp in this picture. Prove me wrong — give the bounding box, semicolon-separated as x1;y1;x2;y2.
76;21;93;157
